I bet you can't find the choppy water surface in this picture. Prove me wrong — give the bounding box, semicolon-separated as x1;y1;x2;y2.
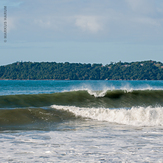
0;80;163;162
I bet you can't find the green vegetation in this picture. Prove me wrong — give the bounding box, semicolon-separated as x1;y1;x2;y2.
0;60;163;80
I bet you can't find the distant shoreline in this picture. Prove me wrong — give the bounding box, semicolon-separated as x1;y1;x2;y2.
0;60;163;80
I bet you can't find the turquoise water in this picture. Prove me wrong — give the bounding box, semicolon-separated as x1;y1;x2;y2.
0;80;163;162
1;80;163;95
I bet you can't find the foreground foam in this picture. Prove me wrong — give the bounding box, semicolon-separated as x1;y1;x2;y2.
51;105;163;127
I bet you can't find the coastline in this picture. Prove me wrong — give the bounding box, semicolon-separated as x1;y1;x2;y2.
0;60;163;80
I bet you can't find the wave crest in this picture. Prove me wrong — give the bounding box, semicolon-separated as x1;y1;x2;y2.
52;105;163;127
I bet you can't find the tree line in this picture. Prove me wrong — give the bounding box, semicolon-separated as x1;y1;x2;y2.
0;60;163;80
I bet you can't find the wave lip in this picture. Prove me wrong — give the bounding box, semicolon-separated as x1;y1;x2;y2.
51;105;163;127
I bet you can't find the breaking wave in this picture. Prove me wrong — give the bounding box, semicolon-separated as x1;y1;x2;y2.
0;89;163;108
52;105;163;127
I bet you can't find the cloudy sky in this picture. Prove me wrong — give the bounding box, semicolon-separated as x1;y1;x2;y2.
1;0;163;65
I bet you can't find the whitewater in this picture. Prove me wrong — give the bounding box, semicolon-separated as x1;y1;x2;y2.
0;80;163;162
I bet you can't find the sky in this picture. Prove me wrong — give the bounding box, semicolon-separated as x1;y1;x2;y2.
0;0;163;66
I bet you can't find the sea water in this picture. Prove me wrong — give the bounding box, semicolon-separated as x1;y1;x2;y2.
0;80;163;162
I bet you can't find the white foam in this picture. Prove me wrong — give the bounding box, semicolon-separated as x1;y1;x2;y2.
51;105;163;127
87;89;108;97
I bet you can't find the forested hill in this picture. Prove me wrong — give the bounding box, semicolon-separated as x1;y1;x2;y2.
0;60;163;80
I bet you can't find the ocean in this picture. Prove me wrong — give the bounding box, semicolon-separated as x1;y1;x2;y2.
0;80;163;162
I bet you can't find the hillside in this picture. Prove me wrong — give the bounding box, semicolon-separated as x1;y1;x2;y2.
0;60;163;80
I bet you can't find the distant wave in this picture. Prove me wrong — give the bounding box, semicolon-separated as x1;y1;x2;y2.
1;89;163;108
52;105;163;127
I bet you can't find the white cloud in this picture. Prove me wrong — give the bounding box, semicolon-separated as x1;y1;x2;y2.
33;16;73;33
34;19;52;28
125;0;159;15
7;17;16;32
0;17;3;32
125;0;145;10
75;16;102;33
134;17;160;26
2;0;163;43
0;17;16;32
